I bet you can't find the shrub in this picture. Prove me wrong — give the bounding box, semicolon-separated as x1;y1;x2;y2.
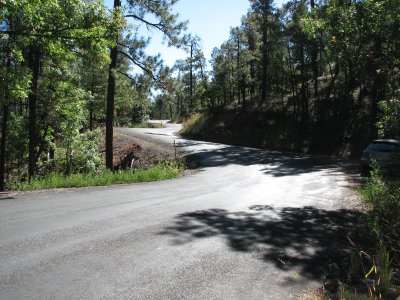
49;129;102;175
359;169;400;268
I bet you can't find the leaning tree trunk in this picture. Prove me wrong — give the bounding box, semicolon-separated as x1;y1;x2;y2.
105;0;121;170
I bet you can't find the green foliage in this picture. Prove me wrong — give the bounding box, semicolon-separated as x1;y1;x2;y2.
2;0;117;58
5;112;29;174
376;90;400;138
375;246;393;293
0;0;187;188
53;130;102;175
359;170;400;267
11;162;182;191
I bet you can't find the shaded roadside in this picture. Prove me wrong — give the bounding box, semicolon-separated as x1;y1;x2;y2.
160;205;363;284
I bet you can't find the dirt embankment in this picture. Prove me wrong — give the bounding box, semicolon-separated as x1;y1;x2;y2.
181;107;373;159
100;130;177;170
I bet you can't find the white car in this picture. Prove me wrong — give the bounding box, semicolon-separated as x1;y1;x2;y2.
361;139;400;175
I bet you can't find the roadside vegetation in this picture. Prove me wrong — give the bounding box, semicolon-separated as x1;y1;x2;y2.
0;0;186;191
11;161;182;191
301;169;400;300
357;170;400;294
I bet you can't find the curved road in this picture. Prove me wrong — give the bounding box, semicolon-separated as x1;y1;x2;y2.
0;122;360;299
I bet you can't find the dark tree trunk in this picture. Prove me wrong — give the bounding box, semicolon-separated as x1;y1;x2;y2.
310;0;318;98
27;47;41;179
105;0;121;170
300;45;308;121
177;94;180;116
0;104;9;191
89;102;94;131
236;37;241;105
261;27;268;104
189;43;194;111
250;64;255;103
222;83;227;105
0;56;11;191
241;73;246;108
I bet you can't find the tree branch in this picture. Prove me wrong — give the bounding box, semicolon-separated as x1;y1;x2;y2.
117;50;158;81
117;70;137;85
124;14;177;43
124;14;167;31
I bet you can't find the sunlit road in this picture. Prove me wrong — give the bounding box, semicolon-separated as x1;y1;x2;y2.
0;122;360;299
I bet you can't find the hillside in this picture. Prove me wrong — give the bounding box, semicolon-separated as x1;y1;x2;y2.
181;94;375;159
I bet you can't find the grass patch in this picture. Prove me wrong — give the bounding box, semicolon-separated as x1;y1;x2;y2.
11;162;182;191
180;113;208;137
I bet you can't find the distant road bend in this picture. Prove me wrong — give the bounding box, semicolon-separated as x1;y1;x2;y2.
0;121;360;299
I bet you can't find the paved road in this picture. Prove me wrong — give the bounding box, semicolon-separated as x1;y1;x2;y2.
0;123;360;299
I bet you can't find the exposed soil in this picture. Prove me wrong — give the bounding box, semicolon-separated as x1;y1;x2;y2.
100;130;177;170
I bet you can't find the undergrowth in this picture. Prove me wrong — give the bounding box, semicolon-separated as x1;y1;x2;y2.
331;168;400;299
11;161;182;191
301;168;400;299
359;169;400;268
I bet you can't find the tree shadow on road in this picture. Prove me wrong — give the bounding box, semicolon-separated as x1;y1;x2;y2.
160;205;362;281
185;145;361;179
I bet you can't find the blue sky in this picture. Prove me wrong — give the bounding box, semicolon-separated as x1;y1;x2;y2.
105;0;287;68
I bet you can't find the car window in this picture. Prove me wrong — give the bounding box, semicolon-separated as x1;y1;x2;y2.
368;142;399;152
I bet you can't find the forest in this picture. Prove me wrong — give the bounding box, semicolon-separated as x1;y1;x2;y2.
170;0;400;158
1;0;400;190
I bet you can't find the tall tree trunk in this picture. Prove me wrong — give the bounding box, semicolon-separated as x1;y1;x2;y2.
177;94;181;116
105;0;121;170
222;82;227;105
236;37;241;105
261;27;268;104
310;0;318;98
241;73;246;108
199;59;208;109
189;43;194;111
27;47;41;179
0;103;9;191
0;56;11;191
300;45;308;121
250;62;255;102
89;102;94;131
248;38;255;103
177;70;181;116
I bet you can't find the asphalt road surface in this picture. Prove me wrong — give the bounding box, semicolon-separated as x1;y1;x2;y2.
0;122;361;299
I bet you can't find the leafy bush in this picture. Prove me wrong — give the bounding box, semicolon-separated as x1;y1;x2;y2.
50;129;102;175
376;89;400;138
